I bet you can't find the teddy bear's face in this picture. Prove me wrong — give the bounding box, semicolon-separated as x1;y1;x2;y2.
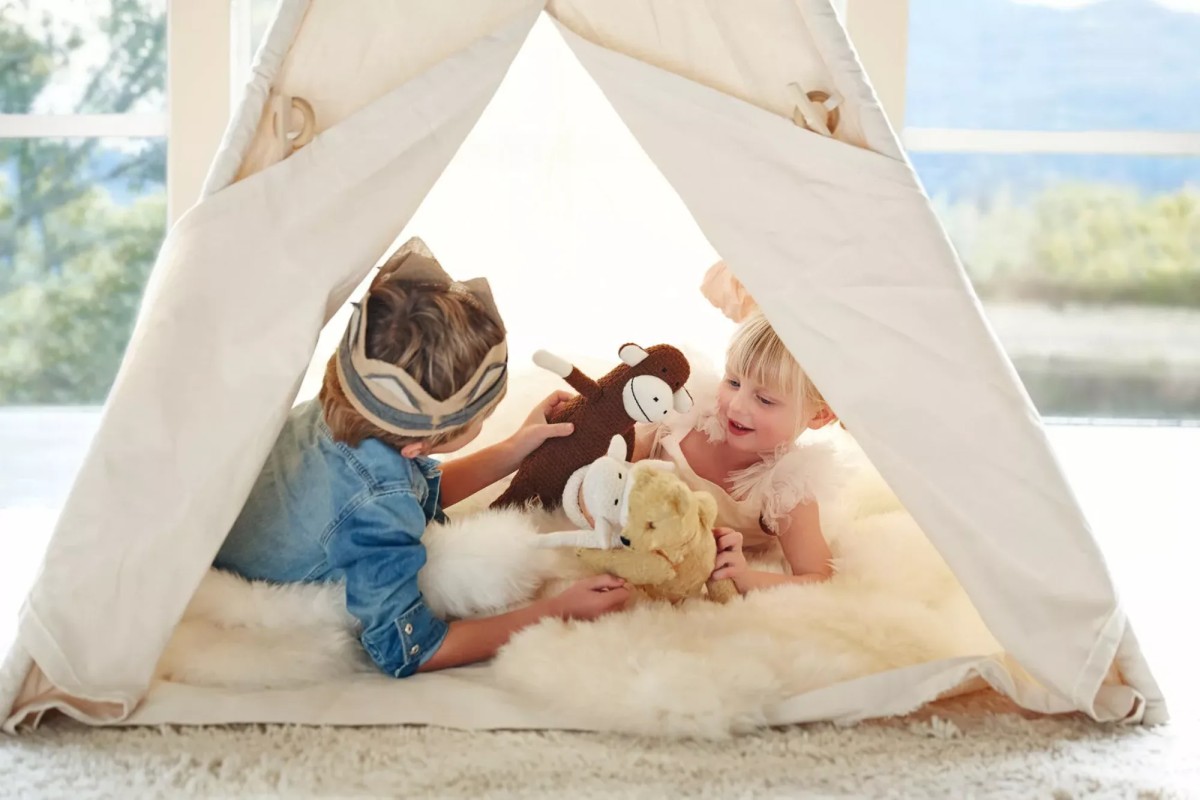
620;469;706;560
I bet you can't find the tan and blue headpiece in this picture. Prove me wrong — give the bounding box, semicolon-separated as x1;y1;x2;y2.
335;239;508;437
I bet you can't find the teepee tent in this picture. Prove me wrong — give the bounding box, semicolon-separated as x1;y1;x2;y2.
1;0;1165;731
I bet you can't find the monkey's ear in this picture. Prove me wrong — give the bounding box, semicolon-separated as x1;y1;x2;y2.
618;344;649;367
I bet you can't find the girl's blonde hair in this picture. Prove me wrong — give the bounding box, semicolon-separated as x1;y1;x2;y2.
727;309;831;423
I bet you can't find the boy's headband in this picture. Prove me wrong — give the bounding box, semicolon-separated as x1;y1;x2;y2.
335;241;508;438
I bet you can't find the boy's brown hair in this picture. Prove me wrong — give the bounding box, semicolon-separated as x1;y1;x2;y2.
320;274;505;450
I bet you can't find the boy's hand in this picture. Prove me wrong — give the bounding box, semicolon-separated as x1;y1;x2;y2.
711;528;749;592
507;391;576;460
548;575;629;621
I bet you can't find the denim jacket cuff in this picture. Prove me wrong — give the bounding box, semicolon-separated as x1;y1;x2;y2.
361;597;449;678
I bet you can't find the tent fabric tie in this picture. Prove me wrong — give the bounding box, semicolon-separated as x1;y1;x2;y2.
788;82;841;136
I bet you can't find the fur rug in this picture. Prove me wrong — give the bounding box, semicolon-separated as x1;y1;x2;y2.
490;463;1001;737
154;441;1002;737
155;507;567;689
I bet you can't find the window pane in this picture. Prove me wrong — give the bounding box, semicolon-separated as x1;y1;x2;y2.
0;136;166;405
915;151;1200;419
250;0;275;56
908;1;1200;420
907;0;1200;132
0;0;167;115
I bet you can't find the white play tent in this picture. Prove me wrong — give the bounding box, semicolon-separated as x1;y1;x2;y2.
1;0;1166;731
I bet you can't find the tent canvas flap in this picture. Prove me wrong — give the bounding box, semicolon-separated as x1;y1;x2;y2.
4;2;543;726
2;0;1164;732
550;17;1158;716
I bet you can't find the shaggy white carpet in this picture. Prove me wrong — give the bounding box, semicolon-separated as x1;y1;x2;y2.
2;710;1197;799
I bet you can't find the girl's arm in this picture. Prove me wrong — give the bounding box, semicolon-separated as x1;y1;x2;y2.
438;391;575;507
629;423;657;462
777;500;834;580
712;502;834;593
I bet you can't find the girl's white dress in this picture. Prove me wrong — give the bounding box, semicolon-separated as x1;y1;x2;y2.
638;362;846;559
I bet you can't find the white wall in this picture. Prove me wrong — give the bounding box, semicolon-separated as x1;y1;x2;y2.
167;0;231;224
844;0;908;131
294;17;737;401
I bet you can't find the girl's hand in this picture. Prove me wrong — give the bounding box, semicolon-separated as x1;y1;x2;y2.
711;527;749;592
507;391;575;460
547;575;630;620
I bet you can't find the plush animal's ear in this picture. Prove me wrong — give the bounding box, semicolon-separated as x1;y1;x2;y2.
664;480;690;516
696;491;718;531
607;434;626;460
619;344;649;367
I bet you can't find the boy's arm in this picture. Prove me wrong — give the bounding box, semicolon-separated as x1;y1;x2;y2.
576;547;675;585
439;391;575;508
327;494;630;676
324;496;449;678
421;573;629;672
438;439;527;508
417;605;548;672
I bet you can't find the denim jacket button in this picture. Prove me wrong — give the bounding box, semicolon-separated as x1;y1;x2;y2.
409;644;420;656
404;623;414;635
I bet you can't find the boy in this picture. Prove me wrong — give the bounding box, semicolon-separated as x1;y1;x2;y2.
215;240;628;677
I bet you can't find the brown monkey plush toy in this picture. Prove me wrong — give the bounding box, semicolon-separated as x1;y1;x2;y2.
491;344;692;511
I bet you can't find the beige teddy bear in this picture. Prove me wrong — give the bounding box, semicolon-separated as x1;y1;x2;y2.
575;467;739;604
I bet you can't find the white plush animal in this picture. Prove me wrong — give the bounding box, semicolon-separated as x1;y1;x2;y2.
536;434;674;551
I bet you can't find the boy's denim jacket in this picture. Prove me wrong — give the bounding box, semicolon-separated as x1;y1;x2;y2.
214;399;448;677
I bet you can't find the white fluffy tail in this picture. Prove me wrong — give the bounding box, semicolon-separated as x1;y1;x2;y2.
419;507;559;619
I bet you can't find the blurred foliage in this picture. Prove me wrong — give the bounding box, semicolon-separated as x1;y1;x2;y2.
0;0;166;404
938;183;1200;307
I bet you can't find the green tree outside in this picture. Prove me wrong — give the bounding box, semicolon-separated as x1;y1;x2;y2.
0;0;166;404
938;183;1200;308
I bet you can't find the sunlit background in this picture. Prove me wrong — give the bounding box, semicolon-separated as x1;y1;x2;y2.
2;0;1198;509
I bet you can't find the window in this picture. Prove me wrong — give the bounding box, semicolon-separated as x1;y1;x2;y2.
0;1;166;516
906;0;1200;420
230;0;276;112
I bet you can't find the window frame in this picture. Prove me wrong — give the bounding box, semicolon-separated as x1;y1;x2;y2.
0;0;230;224
0;114;166;138
847;0;1200;157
